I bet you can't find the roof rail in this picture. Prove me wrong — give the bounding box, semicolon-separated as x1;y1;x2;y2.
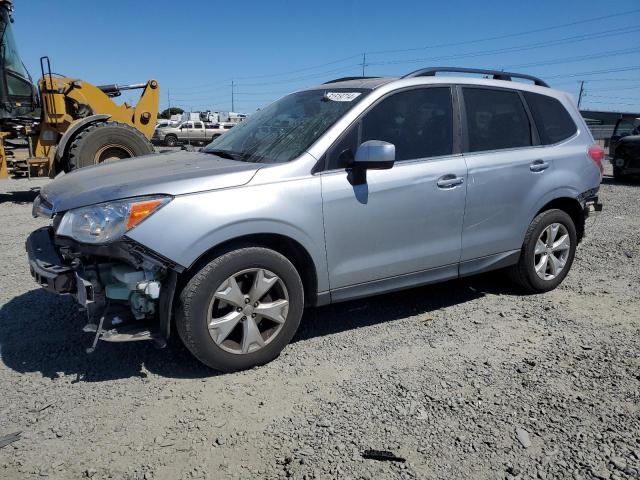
323;76;380;84
402;67;549;87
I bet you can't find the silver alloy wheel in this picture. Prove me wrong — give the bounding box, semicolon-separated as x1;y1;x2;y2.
534;222;571;281
207;268;289;354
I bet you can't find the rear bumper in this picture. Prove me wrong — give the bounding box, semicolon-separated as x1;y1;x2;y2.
26;227;76;294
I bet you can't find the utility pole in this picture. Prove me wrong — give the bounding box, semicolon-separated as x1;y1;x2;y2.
361;53;367;77
231;80;235;112
577;80;585;109
166;88;171;116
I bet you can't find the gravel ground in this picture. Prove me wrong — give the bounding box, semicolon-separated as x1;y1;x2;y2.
0;164;638;480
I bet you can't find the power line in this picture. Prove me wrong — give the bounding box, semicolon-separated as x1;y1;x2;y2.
585;94;640;101
585;84;640;92
365;8;640;55
169;26;640;96
581;100;640;107
545;65;640;79
367;26;640;67
167;9;640;94
503;47;640;69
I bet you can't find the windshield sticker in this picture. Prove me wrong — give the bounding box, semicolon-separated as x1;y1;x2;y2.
325;92;361;102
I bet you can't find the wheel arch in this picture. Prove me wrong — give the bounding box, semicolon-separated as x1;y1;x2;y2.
53;114;111;171
178;233;320;308
533;196;585;242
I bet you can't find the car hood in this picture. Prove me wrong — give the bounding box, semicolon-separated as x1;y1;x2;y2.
40;151;262;213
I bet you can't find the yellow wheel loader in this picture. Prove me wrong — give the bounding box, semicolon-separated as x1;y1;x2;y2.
0;0;159;178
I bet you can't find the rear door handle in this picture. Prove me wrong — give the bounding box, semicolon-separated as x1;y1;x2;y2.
530;159;550;172
437;175;464;189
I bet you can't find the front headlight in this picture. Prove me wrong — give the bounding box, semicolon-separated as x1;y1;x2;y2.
56;195;171;244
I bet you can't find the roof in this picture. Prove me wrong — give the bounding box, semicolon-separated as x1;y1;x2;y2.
314;67;551;92
311;77;397;90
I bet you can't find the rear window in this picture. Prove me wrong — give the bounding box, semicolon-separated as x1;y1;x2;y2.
524;92;577;145
463;88;532;153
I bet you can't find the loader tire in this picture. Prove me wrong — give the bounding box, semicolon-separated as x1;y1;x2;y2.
67;121;154;170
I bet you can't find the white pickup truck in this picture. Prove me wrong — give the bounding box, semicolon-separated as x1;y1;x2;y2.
153;121;235;147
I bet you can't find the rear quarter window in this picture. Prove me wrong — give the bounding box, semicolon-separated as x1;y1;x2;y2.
523;92;577;145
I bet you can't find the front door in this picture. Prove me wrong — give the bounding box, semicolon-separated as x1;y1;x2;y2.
320;86;467;295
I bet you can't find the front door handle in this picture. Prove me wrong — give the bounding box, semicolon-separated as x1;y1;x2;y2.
530;159;550;172
437;174;464;189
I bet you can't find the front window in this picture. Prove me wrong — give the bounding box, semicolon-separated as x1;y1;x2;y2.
203;88;369;163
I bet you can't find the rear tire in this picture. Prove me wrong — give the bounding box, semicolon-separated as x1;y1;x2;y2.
613;165;625;181
176;247;304;372
67;121;154;170
508;209;577;293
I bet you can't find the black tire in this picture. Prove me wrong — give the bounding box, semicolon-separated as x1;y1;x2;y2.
67;121;154;170
508;209;577;293
176;247;304;372
613;165;625;181
164;134;178;147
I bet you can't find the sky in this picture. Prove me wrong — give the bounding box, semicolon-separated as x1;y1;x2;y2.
12;0;640;114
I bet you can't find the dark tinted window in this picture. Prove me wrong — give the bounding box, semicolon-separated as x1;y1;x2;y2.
327;87;453;169
194;122;203;129
524;92;577;144
463;88;532;152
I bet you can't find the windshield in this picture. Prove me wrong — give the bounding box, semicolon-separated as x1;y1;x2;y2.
0;11;34;99
203;88;369;163
1;14;30;81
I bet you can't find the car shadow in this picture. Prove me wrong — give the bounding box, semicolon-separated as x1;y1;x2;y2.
292;273;511;343
600;175;640;186
0;272;517;381
0;289;215;382
0;188;40;205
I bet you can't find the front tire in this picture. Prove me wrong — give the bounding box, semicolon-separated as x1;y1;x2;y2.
613;165;625;181
176;247;304;372
508;209;577;293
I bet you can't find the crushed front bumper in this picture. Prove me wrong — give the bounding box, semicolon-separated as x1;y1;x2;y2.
26;227;76;295
25;226;179;347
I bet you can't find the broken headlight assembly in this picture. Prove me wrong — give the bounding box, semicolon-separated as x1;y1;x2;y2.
56;195;171;244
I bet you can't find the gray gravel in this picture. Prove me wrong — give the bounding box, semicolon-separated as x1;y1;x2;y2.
0;164;638;480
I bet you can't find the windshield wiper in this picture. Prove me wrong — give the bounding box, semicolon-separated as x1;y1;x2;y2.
204;149;244;160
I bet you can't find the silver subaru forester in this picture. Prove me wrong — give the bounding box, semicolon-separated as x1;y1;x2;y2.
27;67;603;372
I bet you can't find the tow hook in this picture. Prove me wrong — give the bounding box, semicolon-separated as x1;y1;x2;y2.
584;197;603;217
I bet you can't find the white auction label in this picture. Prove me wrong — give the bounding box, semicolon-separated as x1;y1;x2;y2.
325;92;361;102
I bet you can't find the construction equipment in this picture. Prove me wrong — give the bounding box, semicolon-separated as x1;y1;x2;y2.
0;0;159;177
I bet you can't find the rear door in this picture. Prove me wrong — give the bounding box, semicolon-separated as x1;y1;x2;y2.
459;86;546;261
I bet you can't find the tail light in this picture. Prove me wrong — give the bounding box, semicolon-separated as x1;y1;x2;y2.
588;144;604;177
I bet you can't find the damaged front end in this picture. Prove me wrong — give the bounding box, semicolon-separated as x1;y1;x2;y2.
26;195;182;352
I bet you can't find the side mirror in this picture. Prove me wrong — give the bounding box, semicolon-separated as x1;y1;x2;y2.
348;140;395;185
353;140;395;169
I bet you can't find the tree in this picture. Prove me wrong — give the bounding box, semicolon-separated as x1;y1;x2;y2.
158;107;184;119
